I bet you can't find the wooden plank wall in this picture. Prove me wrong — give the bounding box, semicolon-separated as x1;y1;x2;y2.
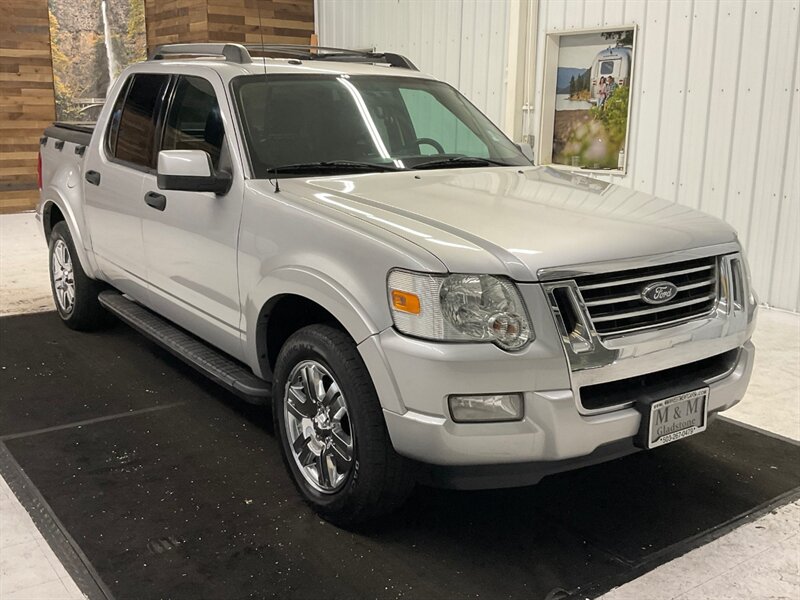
144;0;209;50
0;0;56;213
145;0;315;54
207;0;314;45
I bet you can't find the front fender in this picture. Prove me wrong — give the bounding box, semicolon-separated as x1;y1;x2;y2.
242;265;386;378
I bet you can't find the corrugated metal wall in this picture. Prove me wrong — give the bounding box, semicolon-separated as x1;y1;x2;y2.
531;0;800;312
317;0;800;312
316;0;512;127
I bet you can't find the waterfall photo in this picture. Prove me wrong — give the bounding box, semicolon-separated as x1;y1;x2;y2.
48;0;146;122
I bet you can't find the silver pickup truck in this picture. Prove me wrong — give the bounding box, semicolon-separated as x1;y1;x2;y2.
38;44;757;525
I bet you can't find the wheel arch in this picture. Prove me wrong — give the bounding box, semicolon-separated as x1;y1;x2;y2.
244;266;387;382
42;201;65;239
257;294;341;378
41;195;99;279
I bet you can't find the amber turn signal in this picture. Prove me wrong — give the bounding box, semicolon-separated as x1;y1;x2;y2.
391;290;421;315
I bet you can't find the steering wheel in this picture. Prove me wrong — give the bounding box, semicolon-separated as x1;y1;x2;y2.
413;137;446;155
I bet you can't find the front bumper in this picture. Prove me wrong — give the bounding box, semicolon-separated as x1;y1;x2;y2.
359;278;756;478
379;339;753;468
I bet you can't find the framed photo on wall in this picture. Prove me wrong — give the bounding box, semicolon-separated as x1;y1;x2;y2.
539;26;637;173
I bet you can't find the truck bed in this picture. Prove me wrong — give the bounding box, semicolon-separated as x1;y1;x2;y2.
39;122;95;205
43;122;95;147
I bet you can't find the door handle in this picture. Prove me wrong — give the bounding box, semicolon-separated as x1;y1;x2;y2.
85;170;101;186
144;191;167;211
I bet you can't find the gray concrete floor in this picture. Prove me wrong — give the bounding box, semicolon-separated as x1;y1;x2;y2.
1;212;798;599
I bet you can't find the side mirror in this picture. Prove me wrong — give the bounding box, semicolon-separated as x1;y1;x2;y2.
157;150;232;195
516;142;535;163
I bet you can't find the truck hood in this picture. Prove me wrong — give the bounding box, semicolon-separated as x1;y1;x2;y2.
281;166;738;280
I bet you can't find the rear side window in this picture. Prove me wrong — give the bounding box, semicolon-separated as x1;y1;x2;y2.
105;77;132;157
161;76;225;170
111;73;169;170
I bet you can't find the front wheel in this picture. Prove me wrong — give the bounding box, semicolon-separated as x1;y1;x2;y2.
273;324;414;526
48;222;111;330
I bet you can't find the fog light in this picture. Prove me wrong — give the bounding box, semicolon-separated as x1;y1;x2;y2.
448;393;523;423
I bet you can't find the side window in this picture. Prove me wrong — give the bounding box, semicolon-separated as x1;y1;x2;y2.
399;88;489;157
112;73;169;169
105;76;132;157
161;76;225;170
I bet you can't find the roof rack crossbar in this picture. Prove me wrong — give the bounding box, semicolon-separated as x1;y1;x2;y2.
243;45;418;70
150;43;252;64
245;44;369;54
148;43;418;71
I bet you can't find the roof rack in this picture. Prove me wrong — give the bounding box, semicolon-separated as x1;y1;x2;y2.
150;43;252;63
149;43;418;71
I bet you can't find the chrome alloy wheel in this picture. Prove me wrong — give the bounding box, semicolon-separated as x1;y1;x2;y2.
284;360;354;493
52;239;75;314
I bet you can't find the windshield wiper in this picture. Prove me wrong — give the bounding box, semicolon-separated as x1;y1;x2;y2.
270;161;407;174
412;156;513;170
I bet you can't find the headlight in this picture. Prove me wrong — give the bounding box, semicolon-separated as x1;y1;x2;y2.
739;250;758;306
387;270;533;350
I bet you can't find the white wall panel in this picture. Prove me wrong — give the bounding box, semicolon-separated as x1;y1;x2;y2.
317;0;511;127
697;1;745;219
533;0;799;311
763;4;800;310
652;0;692;200
675;0;719;211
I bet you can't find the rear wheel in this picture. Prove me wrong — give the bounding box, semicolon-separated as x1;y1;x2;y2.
48;222;110;330
273;324;414;526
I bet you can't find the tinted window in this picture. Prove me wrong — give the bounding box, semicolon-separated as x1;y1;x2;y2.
162;76;225;170
233;75;527;178
236;77;365;168
600;61;615;75
105;77;132;157
113;73;169;169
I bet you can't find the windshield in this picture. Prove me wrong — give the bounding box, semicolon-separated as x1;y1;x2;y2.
232;74;530;177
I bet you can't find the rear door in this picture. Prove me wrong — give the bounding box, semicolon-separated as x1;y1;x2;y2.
140;72;245;359
84;73;170;300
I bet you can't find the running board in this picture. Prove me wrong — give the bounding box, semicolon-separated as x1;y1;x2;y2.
98;290;271;404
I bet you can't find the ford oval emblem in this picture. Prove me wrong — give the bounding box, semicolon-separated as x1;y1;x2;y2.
641;281;678;305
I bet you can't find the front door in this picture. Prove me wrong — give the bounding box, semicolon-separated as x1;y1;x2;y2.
140;73;245;359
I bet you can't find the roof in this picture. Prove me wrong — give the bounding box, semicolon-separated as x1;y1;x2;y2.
134;43;435;81
132;57;435;80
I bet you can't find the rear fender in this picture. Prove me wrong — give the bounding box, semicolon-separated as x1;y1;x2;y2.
40;189;100;278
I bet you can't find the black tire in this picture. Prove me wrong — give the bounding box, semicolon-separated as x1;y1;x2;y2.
272;324;414;526
48;222;111;331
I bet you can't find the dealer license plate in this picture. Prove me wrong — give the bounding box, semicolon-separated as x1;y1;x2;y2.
646;388;709;449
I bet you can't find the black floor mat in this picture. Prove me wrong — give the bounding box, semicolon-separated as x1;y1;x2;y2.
1;312;798;600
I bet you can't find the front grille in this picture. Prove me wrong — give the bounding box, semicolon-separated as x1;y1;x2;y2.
579;349;739;410
575;256;719;336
